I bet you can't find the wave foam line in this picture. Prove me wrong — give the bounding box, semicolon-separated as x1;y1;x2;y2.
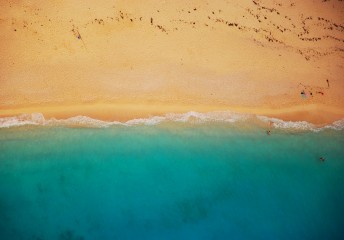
257;116;344;132
0;112;343;131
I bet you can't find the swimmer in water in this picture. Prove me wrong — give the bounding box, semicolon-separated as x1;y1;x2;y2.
320;157;325;162
266;121;273;135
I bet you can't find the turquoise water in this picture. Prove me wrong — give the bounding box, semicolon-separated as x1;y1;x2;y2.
0;123;344;239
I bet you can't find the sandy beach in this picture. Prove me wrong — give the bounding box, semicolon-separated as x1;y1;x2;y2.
1;0;343;124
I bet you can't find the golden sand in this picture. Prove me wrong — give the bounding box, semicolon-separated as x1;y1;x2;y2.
0;0;343;124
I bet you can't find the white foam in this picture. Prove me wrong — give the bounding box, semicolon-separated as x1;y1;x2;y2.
164;111;250;123
257;115;315;131
0;113;45;128
125;116;165;126
46;116;121;128
323;118;344;131
0;111;343;131
256;115;344;132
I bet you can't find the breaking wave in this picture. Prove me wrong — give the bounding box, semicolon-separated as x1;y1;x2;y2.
0;112;343;131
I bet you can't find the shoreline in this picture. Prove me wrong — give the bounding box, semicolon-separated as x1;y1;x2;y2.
1;103;343;126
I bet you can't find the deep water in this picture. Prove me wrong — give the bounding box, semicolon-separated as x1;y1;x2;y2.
0;124;344;240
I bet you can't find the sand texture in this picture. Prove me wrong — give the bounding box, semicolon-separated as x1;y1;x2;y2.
0;0;343;124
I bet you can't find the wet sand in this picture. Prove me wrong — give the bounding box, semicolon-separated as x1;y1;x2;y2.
0;103;343;126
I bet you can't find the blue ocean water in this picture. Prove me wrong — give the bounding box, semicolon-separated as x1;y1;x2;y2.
0;123;343;240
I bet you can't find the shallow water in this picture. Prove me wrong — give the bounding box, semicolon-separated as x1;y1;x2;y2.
0;124;344;239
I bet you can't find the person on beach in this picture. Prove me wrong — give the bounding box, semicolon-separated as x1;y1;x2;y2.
301;90;307;99
326;79;330;88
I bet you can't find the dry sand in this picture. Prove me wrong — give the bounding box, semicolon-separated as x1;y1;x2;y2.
0;0;343;124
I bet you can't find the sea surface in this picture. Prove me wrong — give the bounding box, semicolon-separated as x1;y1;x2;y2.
0;118;344;240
